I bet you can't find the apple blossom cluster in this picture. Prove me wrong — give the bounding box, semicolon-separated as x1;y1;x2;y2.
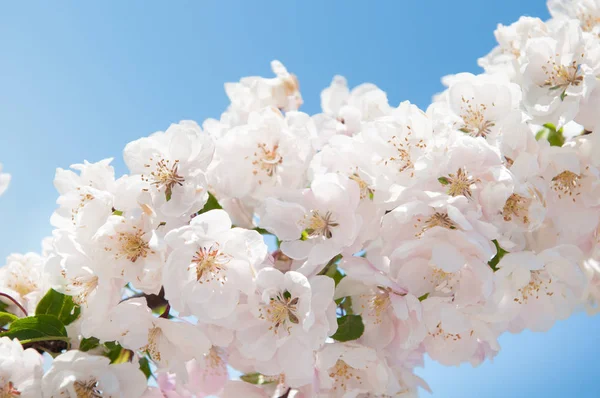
2;1;600;396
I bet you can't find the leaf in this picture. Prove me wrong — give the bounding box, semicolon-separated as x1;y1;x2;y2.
331;269;345;287
139;357;153;379
0;312;18;327
418;293;429;302
240;373;275;385
113;348;132;364
79;337;100;352
199;192;222;214
318;254;343;276
438;176;450;185
102;341;132;363
336;296;354;315
253;227;270;235
488;240;508;272
0;301;8;312
36;289;81;325
331;314;364;342
536;124;565;147
104;341;127;363
112;209;123;216
0;315;68;341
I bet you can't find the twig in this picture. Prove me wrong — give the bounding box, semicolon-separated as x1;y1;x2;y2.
0;292;28;316
278;388;291;398
318;254;342;276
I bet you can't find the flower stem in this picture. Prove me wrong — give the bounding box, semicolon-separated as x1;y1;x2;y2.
0;292;28;316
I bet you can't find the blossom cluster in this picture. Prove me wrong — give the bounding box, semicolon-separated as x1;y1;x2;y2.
2;1;600;396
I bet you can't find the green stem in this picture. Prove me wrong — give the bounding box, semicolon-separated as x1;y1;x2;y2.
19;336;71;345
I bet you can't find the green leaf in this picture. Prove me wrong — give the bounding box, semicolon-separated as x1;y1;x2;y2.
331;269;345;287
536;124;565;147
0;314;68;341
113;348;132;364
331;314;364;342
0;312;18;327
0;301;8;312
112;209;123;216
488;240;508;272
240;373;275;385
318;254;343;276
102;341;132;363
104;341;126;363
253;227;270;235
438;176;450;185
199;192;222;214
139;357;153;379
79;337;100;352
418;293;429;302
36;289;81;326
336;296;354;315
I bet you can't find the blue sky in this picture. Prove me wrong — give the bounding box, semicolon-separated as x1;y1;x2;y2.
1;1;598;396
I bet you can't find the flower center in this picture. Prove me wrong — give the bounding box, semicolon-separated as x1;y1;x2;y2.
205;347;226;374
430;268;457;293
420;212;457;236
144;326;164;362
441;168;476;199
73;379;102;398
7;279;37;298
329;360;362;392
364;287;391;323
542;60;584;96
578;12;600;33
116;228;152;263
0;381;20;398
261;292;300;334
385;129;426;175
503;193;531;224
143;158;185;200
302;210;339;239
459;97;495;137
514;270;553;304
252;143;283;179
72;190;95;225
190;244;230;284
552;170;581;200
429;322;471;342
66;274;99;305
349;173;374;200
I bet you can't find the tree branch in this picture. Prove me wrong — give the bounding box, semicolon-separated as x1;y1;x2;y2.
278;388;291;398
0;292;28;316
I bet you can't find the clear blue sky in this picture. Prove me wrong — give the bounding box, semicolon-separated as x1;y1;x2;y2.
1;1;598;396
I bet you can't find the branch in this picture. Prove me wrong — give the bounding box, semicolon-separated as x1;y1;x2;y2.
278;388;291;398
0;292;28;316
